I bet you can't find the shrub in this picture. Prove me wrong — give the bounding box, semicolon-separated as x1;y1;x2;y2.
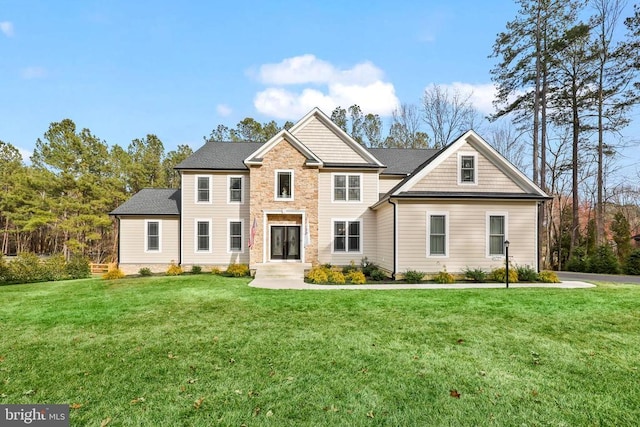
342;260;359;274
327;269;346;284
433;270;455;284
7;252;45;283
102;268;126;280
491;267;518;283
226;263;249;277
538;270;560;283
190;265;202;275
566;247;588;272
369;268;387;281
210;267;222;275
404;270;425;284
360;257;378;277
0;254;7;283
516;265;539;282
65;255;91;279
463;267;487;283
587;244;620;274
43;254;67;281
306;266;328;284
346;270;366;284
626;249;640;275
139;267;152;277
166;261;183;276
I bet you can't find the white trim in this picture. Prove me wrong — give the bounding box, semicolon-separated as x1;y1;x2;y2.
486;212;509;258
457;151;478;185
261;209;307;264
244;129;322;166
144;219;162;253
274;169;294;201
331;218;363;254
426;211;449;258
227;219;244;253
194;218;212;253
227;175;244;204
331;173;363;203
195;175;212;204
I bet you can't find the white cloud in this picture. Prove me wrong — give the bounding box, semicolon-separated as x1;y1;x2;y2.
216;104;232;117
253;54;399;119
432;82;498;115
0;21;14;37
21;66;47;79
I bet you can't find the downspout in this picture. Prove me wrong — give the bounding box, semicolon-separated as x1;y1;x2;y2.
388;198;397;280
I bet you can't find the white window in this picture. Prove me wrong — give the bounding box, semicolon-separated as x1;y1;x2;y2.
228;176;243;204
333;219;362;253
333;174;362;202
427;212;448;257
228;220;243;252
275;170;294;200
195;219;212;252
196;176;211;203
487;213;508;257
145;220;161;252
458;152;478;185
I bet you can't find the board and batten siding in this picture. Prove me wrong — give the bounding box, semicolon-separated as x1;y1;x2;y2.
396;200;538;273
181;171;250;266
118;216;179;264
411;142;524;193
375;202;394;274
293;115;369;164
317;170;378;265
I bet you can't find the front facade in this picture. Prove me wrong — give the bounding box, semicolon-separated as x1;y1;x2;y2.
111;108;549;277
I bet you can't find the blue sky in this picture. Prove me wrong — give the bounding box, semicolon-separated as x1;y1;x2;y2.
1;0;638;176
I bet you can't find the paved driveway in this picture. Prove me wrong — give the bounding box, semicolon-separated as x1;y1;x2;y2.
557;271;640;284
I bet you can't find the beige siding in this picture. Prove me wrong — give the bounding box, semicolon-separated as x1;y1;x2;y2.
181;171;250;266
292;115;369;164
396;200;538;273
379;176;403;194
118;216;179;264
411;142;524;193
375;202;394;273
317;170;378;265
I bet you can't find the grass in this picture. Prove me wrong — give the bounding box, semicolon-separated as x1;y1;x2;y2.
1;276;639;426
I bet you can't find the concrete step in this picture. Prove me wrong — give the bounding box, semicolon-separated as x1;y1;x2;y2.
253;263;310;280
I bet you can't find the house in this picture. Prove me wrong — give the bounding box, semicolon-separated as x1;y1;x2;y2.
110;107;549;278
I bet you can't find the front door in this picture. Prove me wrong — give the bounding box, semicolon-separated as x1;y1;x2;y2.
270;226;301;260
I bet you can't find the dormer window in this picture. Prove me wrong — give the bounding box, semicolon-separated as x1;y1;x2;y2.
275;170;293;200
458;152;477;185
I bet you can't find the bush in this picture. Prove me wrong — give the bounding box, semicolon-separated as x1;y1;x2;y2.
102;268;126;280
433;270;455;284
626;250;640;275
190;265;202;275
226;263;249;277
139;267;152;277
65;255;90;279
346;270;366;284
403;270;425;284
566;247;588;272
306;266;328;284
210;267;222;275
0;254;7;283
516;265;539;282
327;269;346;284
43;254;67;281
360;257;378;277
166;261;183;276
7;253;45;283
342;260;359;275
587;244;620;274
538;270;560;283
491;267;518;283
369;268;387;282
463;267;487;283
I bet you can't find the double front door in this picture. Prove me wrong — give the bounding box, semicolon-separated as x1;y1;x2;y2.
270;226;300;260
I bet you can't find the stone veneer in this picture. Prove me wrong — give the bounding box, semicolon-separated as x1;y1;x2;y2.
248;138;319;265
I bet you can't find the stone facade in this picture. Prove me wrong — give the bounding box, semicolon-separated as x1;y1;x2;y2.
248;138;319;265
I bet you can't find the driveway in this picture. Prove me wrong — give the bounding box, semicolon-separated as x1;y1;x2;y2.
556;271;640;284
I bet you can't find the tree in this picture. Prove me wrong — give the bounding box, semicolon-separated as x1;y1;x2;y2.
0;141;24;254
486;123;529;173
348;105;365;145
363;113;383;147
163;144;194;188
384;104;429;148
611;209;632;262
330;107;348;132
127;134;166;193
422;84;478;148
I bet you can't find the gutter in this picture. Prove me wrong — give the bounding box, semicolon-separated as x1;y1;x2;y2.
388;198;397;280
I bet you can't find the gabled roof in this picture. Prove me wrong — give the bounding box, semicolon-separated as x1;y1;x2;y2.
175;141;262;170
110;188;181;216
244;129;322;167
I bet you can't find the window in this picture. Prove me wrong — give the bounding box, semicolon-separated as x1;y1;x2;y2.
196;220;211;252
229;176;243;203
145;220;160;252
333;174;361;202
196;176;210;202
488;214;506;256
229;221;243;252
428;213;448;256
333;220;361;253
458;152;477;184
275;170;293;200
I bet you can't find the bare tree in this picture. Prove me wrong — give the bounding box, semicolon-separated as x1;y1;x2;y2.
422;84;478;148
384;103;429;148
486;122;530;173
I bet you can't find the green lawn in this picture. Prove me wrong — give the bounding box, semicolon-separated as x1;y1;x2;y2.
1;276;639;426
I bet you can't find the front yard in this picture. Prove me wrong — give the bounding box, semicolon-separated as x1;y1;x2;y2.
0;276;638;425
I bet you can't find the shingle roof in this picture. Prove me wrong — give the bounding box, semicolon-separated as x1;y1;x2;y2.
367;148;439;175
110;188;181;215
175;141;263;170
